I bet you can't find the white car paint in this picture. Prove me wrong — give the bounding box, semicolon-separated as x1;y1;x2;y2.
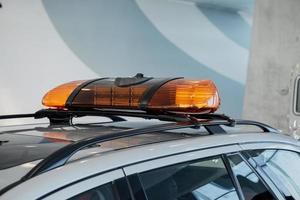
1;132;299;200
0;160;40;189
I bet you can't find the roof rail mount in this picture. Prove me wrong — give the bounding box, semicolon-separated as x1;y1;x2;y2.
0;109;279;196
33;109;237;125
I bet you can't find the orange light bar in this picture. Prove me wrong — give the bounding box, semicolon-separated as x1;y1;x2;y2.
42;76;220;113
42;80;85;108
148;79;220;113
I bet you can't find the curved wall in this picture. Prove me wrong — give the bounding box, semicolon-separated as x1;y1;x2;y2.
0;0;254;123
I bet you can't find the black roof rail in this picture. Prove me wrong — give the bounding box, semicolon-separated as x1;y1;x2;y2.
0;113;35;120
34;109;189;124
234;119;279;133
22;117;241;181
21;116;277;180
0;109;236;125
0;110;279;195
0;110;127;124
33;109;238;125
0;121;197;195
22;122;193;180
0;109;278;134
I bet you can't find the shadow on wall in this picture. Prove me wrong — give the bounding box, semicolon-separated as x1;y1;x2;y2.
42;0;254;118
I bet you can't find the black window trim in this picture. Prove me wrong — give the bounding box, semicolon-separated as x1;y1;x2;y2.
242;148;300;200
35;143;236;199
127;174;148;200
237;152;281;200
128;148;297;200
122;168;137;200
222;154;245;200
128;153;245;200
40;149;286;200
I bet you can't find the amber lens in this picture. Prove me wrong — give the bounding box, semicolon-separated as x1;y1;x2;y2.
148;79;220;113
42;78;220;113
71;78;155;109
42;80;85;108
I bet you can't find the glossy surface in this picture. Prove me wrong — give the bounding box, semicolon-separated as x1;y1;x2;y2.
148;79;220;113
42;77;220;113
0;134;68;170
0;114;299;200
72;78;154;108
2;132;299;200
42;80;85;108
0;119;191;188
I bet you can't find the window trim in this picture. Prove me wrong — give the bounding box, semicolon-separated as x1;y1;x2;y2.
124;144;242;200
239;142;300;200
124;144;241;176
232;152;280;200
222;154;245;200
133;154;242;200
239;142;300;153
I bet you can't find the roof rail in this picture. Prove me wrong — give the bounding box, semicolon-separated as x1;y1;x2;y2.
234;119;279;133
22;122;194;180
0;110;127;124
0;109;236;125
35;108;238;125
0;109;277;134
0;113;35;120
0;110;279;195
20;116;277;180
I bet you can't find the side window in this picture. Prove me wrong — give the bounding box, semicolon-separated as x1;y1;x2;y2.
246;149;300;199
227;154;276;200
138;156;240;200
69;178;131;200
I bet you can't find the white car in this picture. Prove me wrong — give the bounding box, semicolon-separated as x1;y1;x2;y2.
0;75;300;200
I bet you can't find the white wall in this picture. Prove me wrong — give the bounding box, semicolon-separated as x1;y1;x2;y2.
0;0;97;116
0;0;254;125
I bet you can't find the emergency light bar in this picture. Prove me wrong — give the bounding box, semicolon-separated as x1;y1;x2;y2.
42;74;220;113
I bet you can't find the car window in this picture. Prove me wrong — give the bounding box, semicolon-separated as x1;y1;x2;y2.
69;183;115;200
138;156;240;200
246;149;300;199
227;154;276;200
68;178;131;200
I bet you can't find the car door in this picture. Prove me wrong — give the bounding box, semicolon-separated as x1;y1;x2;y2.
42;169;131;200
240;141;300;200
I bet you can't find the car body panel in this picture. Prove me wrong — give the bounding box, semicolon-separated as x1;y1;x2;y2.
43;169;125;200
123;144;241;175
1;132;299;200
0;160;41;190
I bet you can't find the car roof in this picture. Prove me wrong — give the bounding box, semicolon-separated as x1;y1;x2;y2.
0;119;194;169
0;110;297;197
1;76;294;198
0;118;195;190
2;132;299;200
51;131;300;174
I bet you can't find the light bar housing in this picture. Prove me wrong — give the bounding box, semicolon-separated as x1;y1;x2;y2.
42;75;220;113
